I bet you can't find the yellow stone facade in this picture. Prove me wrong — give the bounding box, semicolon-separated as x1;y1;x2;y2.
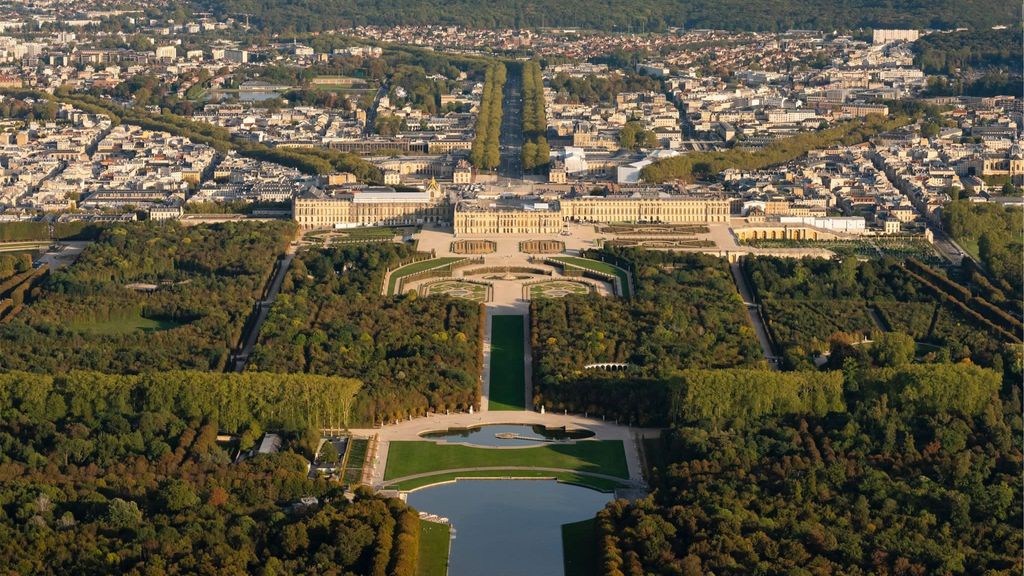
559;197;730;224
454;208;563;236
294;180;452;229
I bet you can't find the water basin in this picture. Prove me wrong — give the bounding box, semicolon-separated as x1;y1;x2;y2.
420;424;594;447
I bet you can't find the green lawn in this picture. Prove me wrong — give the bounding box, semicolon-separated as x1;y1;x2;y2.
417;520;450;576
70;313;180;335
385;469;624;492
488;315;525;410
562;518;599;576
384;440;629;480
550;256;631;297
386;257;462;295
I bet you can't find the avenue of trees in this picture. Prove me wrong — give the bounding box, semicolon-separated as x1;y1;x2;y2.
531;249;762;425
0;370;428;575
248;244;484;426
640;114;909;182
520;60;550;172
469;62;506;171
200;0;1017;34
0;221;295;374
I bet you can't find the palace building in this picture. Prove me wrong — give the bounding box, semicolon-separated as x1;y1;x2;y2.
559;192;730;224
453;204;563;236
296;181;732;234
293;179;452;228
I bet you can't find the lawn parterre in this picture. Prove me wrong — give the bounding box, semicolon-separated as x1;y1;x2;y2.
488;314;526;410
385;469;626;492
383;440;629;480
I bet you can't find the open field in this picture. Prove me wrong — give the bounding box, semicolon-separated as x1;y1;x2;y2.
383;440;629;480
417;520;450;576
488;314;525;410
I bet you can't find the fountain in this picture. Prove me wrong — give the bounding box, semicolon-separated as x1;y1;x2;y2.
501;254;516;281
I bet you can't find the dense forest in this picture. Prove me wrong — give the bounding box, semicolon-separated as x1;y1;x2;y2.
914;29;1023;97
597;361;1021;575
744;256;1022;370
0;370;428;575
197;0;1017;34
531;249;762;425
248;244;484;426
0;221;294;373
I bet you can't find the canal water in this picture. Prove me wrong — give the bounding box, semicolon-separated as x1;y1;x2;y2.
419;423;594;447
407;479;610;576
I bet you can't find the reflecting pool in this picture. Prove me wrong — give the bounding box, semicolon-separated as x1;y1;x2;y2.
407;479;610;576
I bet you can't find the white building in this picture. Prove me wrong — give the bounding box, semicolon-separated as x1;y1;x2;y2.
779;215;866;234
872;29;919;44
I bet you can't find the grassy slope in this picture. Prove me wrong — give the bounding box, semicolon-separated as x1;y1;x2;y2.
562;518;599;576
384;440;629;480
417;520;450;576
550;256;631;297
386;257;462;295
488;314;525;410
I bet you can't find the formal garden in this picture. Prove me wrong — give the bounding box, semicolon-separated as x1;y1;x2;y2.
741;236;947;265
528;280;592;299
422;279;488;302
